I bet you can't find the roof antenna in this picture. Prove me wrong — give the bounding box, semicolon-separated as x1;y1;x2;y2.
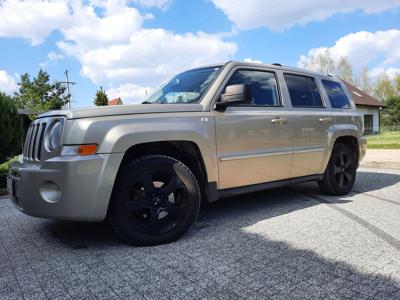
272;63;282;66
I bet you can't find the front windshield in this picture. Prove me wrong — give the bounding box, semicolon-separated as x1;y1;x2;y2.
142;66;221;104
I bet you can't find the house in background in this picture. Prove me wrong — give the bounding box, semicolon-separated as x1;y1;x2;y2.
343;81;384;135
108;97;123;106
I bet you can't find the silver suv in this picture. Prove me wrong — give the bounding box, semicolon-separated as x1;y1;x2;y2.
8;61;367;245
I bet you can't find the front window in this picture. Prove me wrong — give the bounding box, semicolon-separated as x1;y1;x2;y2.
225;70;281;106
142;66;221;104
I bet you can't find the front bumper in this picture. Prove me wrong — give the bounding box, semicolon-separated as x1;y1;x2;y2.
8;153;123;222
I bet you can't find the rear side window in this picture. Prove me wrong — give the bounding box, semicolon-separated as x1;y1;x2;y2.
226;70;280;106
284;74;324;108
322;80;351;109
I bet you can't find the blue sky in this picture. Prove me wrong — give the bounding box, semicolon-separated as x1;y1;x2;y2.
0;0;399;107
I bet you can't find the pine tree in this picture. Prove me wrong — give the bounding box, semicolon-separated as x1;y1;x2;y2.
14;69;70;117
93;86;109;106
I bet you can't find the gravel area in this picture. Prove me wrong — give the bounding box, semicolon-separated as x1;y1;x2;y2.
1;167;400;299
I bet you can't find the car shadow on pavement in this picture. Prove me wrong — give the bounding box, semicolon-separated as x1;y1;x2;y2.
34;169;400;298
353;170;400;193
46;220;123;248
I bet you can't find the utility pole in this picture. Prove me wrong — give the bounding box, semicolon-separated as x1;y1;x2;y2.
60;69;76;109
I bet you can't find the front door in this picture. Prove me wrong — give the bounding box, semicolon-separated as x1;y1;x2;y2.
215;68;293;189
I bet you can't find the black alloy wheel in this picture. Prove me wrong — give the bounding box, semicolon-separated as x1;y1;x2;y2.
110;155;201;246
318;143;357;195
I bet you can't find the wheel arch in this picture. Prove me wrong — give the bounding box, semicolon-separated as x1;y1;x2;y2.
331;134;360;168
110;140;215;206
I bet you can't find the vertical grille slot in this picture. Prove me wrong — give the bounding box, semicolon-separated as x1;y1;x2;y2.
23;125;33;158
26;124;35;160
30;123;40;160
37;123;47;160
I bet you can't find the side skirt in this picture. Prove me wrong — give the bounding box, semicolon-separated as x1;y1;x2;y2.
210;174;323;200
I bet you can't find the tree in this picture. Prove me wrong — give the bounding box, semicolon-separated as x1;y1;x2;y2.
303;49;337;75
336;57;353;83
393;74;400;95
373;73;395;102
0;92;23;163
93;86;108;106
382;96;400;126
14;69;70;117
356;66;372;94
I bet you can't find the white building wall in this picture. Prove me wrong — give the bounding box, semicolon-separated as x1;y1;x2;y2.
356;106;380;134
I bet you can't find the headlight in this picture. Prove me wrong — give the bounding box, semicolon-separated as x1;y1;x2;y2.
45;120;62;152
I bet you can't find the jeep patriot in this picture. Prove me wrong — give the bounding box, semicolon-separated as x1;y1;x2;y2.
8;61;367;245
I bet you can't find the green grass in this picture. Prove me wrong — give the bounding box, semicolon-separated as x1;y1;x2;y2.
0;156;17;190
367;131;400;149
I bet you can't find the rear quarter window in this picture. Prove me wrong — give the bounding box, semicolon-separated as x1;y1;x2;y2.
322;80;351;109
284;74;324;108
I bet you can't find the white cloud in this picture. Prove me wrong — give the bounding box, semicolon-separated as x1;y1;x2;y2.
132;0;172;10
0;0;237;104
369;67;400;79
0;0;70;45
244;58;263;64
0;70;18;94
60;1;145;49
107;83;151;104
40;51;65;68
298;29;400;77
59;29;236;86
210;0;400;30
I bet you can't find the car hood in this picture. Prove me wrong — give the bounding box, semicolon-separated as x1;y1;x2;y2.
38;103;204;119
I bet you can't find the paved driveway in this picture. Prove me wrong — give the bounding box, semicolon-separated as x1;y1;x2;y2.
1;167;400;299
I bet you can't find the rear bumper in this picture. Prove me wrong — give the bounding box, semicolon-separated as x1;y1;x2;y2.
8;153;123;222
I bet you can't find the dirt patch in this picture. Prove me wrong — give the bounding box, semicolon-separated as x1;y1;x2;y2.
360;149;400;169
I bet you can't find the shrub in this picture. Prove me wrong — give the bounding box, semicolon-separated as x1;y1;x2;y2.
0;92;23;164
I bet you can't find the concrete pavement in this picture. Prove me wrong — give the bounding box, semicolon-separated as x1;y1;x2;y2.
1;167;400;299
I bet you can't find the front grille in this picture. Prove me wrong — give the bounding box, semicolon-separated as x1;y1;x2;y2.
23;119;48;161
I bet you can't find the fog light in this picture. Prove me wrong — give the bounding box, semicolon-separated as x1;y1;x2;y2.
40;181;61;203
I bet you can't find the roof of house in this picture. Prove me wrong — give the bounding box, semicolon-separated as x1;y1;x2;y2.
108;97;123;106
343;81;383;108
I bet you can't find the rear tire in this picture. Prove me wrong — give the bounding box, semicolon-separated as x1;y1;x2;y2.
318;143;357;195
109;155;201;246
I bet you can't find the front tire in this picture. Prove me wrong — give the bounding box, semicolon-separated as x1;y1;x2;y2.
109;155;201;246
318;143;357;195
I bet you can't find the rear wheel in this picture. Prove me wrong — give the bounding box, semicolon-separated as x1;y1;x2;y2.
318;143;357;195
110;155;201;246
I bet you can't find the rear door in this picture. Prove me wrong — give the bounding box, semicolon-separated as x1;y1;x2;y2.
214;67;293;189
282;74;332;177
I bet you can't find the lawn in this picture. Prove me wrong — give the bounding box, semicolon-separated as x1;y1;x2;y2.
367;130;400;149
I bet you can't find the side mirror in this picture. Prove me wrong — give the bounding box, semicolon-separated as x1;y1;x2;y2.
215;84;251;110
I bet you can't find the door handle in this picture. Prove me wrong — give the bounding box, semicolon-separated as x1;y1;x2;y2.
318;117;332;124
271;118;288;125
